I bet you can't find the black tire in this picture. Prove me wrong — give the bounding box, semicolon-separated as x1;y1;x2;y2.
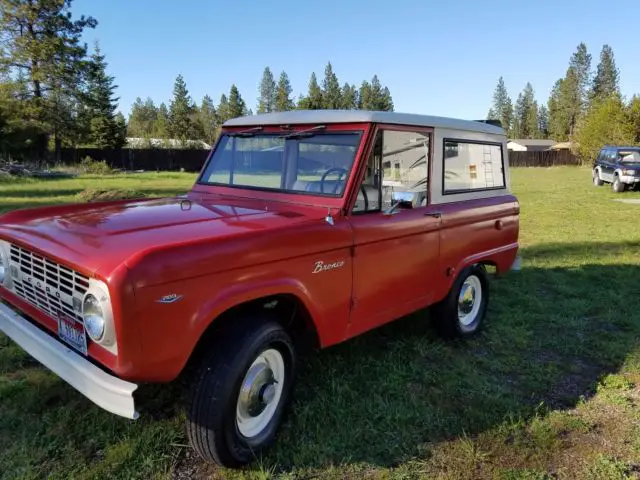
186;315;296;467
430;264;489;339
612;175;626;193
593;169;603;186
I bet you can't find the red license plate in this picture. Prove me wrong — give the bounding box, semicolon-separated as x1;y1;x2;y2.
57;312;88;356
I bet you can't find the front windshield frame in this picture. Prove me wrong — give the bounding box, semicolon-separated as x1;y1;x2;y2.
197;128;364;198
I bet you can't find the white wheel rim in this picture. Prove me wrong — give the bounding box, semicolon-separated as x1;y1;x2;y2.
458;275;482;326
236;348;285;439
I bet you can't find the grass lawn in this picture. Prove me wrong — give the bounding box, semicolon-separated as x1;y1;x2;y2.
1;167;639;479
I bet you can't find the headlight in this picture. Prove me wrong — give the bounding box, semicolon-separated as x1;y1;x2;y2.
0;245;8;286
83;293;106;341
623;169;637;175
81;280;116;352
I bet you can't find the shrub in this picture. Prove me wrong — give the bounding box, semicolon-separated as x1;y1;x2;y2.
79;156;113;175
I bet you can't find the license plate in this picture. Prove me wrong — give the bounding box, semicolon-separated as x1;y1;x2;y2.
58;312;88;355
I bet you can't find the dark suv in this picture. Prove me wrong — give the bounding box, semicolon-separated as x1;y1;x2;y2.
593;145;640;192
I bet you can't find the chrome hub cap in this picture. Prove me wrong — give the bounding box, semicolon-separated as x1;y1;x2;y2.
236;348;285;438
458;275;482;326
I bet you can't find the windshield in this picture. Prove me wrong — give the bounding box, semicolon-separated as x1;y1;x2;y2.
199;131;362;196
619;150;640;163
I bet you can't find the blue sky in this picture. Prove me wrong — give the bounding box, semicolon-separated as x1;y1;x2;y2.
74;0;639;119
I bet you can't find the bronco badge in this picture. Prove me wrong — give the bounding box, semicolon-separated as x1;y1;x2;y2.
313;260;345;274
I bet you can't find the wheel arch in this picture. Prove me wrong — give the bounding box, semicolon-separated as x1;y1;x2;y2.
182;285;322;377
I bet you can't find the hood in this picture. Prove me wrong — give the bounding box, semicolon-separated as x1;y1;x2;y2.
0;194;320;277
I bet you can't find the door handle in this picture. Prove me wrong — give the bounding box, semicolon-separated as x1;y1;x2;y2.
424;211;442;218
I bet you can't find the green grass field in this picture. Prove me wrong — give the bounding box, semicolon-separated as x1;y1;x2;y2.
1;167;639;479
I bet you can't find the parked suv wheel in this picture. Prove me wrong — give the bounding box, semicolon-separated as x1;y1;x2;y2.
431;264;489;339
612;175;626;193
186;316;296;467
593;169;603;186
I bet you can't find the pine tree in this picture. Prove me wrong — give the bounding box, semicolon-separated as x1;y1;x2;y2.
591;45;619;102
537;104;549;138
155;102;169;138
526;100;540;139
513;83;539;138
168;74;195;143
228;84;247;119
114;112;127;145
358;81;372;110
298;73;323;109
628;95;640;144
0;0;97;158
341;83;358;109
127;97;158;138
547;68;581;141
199;95;217;145
322;62;342;109
569;42;592;112
85;43;123;148
358;76;393;111
489;77;513;134
274;71;294;111
380;86;394;112
257;67;276;114
217;94;230;124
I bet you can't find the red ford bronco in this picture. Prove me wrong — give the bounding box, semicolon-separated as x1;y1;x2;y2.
0;110;520;467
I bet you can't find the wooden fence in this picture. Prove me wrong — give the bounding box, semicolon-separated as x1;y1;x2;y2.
55;147;582;172
60;148;210;172
508;150;581;167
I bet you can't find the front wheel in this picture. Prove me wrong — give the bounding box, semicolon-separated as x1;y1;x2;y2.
612;175;626;193
431;265;489;339
186;317;296;467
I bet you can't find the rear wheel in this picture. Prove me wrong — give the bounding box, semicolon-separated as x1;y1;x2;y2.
186;316;296;467
593;169;603;186
612;175;626;193
431;265;489;339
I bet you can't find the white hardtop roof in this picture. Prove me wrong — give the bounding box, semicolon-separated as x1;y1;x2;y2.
223;110;505;135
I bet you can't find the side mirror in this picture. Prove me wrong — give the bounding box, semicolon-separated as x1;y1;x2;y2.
383;191;413;215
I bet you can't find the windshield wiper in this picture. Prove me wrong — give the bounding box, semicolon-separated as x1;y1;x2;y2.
228;126;264;138
280;125;326;139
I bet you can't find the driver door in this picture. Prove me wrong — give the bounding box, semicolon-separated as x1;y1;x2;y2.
347;126;442;339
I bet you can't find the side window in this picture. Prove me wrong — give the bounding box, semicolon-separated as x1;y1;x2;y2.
443;140;505;193
380;130;430;208
596;149;606;162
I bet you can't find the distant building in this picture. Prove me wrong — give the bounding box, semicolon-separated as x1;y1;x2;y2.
507;139;557;152
126;137;211;149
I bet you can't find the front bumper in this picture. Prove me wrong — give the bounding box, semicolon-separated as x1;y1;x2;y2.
0;301;138;419
620;174;640;184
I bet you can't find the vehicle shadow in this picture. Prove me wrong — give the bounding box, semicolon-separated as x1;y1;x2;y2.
168;240;640;475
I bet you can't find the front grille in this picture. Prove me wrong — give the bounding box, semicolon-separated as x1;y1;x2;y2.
8;243;89;324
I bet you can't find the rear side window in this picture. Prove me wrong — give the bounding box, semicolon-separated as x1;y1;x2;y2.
443;139;505;193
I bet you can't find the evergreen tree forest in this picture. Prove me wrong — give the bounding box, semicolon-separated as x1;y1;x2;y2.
486;42;640;160
0;0;394;158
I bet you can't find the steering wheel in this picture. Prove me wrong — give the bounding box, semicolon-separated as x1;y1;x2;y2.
320;167;348;194
358;185;369;211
